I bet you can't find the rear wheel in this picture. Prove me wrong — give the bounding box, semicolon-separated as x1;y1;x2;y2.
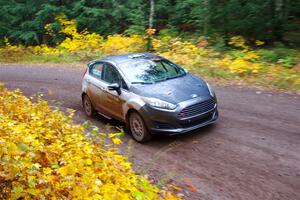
128;112;152;142
82;94;95;117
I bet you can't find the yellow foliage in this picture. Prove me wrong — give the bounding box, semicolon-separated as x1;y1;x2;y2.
243;51;260;60
30;44;61;55
55;14;104;51
112;137;122;145
229;36;250;50
214;37;263;75
145;28;156;36
101;34;145;55
153;37;205;69
229;58;261;74
215;55;261;75
255;40;265;46
0;86;179;199
47;14;145;54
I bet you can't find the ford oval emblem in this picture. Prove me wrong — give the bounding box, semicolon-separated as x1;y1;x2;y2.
191;94;198;98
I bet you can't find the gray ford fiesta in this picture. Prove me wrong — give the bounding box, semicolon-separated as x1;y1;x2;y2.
82;53;218;142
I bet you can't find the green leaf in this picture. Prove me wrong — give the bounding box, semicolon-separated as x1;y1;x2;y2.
12;185;23;198
28;179;36;187
132;190;146;200
51;162;60;169
19;142;27;151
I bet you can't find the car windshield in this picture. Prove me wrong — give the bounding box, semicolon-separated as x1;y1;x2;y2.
118;59;186;84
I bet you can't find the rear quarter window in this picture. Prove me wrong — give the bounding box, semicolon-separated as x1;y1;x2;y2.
90;63;103;79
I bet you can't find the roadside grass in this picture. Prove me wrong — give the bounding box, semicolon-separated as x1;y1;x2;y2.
22;53;85;63
193;63;300;92
0;48;105;64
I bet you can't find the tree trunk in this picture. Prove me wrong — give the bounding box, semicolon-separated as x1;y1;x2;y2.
149;0;154;29
146;0;155;51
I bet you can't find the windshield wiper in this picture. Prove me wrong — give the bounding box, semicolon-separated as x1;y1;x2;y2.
131;81;154;84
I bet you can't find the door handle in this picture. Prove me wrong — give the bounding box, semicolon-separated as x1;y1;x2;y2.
86;78;90;83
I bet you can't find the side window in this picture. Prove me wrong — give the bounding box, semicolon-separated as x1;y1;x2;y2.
90;63;103;79
102;64;121;84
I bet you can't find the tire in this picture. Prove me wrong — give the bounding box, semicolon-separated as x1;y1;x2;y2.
82;94;95;117
128;111;152;142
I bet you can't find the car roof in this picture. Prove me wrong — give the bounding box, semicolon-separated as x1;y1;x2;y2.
90;53;163;66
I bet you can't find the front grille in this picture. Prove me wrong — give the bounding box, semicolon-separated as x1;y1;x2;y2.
178;98;215;119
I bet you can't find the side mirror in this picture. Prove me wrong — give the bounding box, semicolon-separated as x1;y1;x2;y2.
108;83;121;95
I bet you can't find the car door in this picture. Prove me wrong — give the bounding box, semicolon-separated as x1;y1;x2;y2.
86;62;108;112
101;63;128;121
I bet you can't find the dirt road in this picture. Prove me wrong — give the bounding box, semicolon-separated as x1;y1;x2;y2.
1;64;300;200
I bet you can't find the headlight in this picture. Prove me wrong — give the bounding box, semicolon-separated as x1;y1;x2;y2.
142;97;177;110
206;82;215;97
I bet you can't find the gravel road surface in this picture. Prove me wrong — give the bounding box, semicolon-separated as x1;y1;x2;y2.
1;64;300;200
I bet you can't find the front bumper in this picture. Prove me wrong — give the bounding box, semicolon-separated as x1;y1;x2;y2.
138;96;219;135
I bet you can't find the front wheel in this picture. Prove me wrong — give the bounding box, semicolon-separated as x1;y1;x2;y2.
128;112;152;142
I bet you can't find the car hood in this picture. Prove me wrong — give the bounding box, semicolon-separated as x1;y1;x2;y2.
130;73;211;104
